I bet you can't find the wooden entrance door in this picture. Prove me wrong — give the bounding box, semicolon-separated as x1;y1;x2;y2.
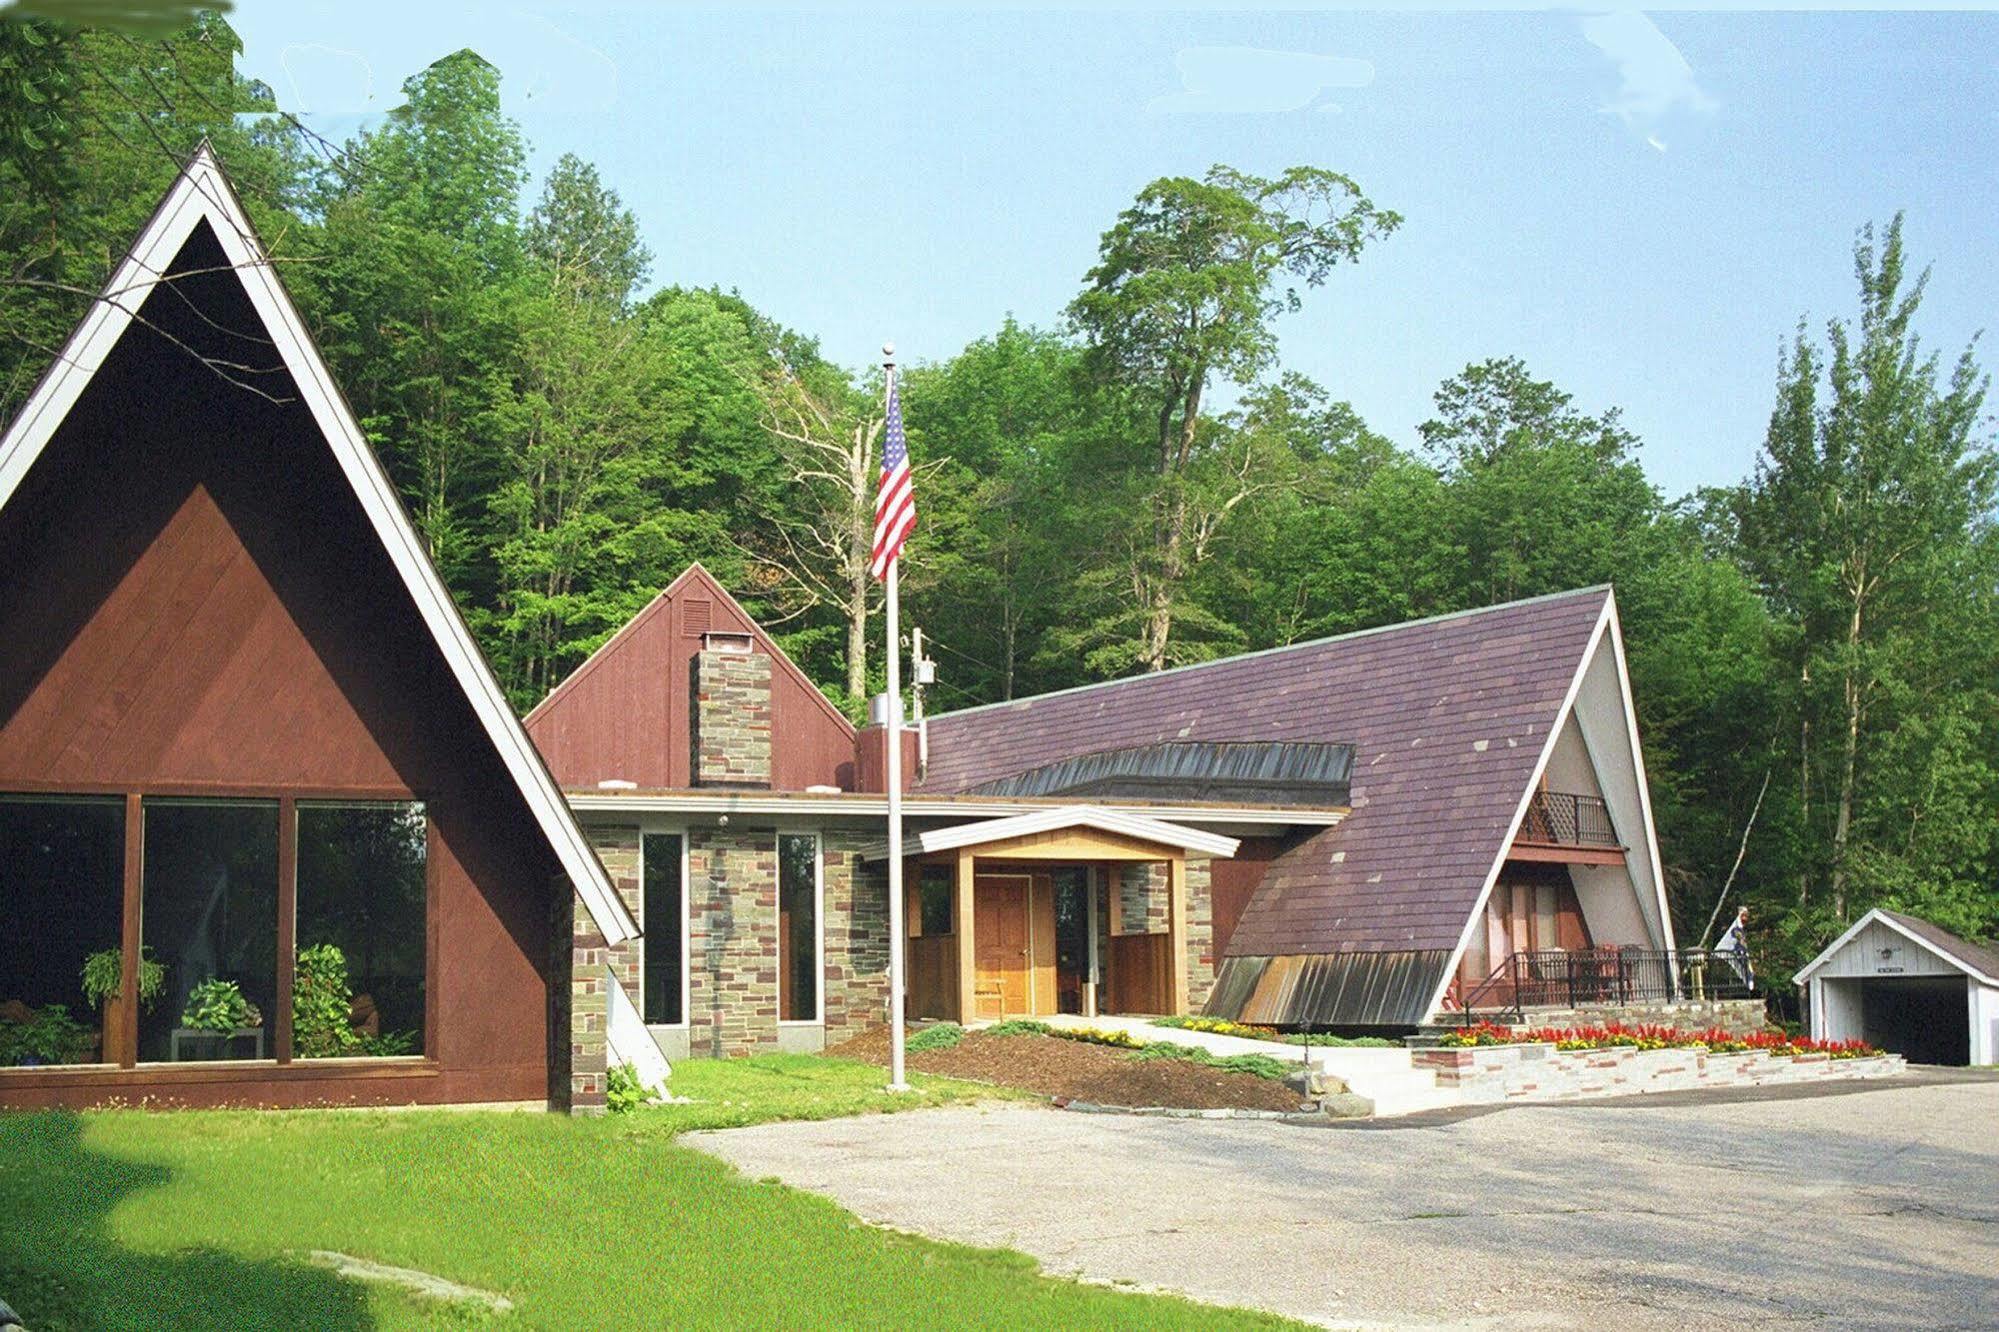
974;875;1031;1019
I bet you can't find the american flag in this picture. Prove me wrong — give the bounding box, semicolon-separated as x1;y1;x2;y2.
869;378;916;580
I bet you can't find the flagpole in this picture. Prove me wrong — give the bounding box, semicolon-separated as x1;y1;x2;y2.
883;343;910;1093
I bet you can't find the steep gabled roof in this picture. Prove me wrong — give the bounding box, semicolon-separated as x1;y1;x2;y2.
526;562;854;738
1795;908;1999;987
924;587;1617;960
0;145;636;946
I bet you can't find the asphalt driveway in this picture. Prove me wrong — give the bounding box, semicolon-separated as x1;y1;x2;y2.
688;1075;1999;1330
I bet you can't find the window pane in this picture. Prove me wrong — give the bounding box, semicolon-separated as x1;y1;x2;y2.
0;797;124;1067
296;804;427;1058
918;864;953;936
778;834;818;1022
141;801;277;1063
642;833;683;1025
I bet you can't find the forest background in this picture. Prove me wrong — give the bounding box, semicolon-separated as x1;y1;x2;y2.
3;14;1993;980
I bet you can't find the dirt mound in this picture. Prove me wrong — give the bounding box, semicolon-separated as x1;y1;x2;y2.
829;1027;1308;1113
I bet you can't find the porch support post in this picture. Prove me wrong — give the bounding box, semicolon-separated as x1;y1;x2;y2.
954;847;976;1024
1083;867;1100;1019
1167;853;1189;1016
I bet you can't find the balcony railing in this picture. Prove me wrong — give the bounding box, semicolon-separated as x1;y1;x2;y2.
1518;790;1619;847
1454;947;1755;1025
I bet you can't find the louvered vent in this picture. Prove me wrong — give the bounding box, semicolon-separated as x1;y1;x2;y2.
682;598;712;637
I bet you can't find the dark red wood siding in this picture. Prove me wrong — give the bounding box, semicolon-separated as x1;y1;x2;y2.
0;221;560;1109
1207;836;1290;961
525;564;857;792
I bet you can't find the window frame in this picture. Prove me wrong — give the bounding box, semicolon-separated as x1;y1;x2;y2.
637;825;691;1031
292;798;434;1063
775;829;824;1026
0;783;438;1079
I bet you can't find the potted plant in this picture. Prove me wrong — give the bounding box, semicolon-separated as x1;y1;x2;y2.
80;946;165;1064
178;979;263;1060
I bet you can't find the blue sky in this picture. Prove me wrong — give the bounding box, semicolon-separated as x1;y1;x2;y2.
229;5;1999;498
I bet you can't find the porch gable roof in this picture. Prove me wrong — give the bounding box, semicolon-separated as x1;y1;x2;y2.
859;805;1240;862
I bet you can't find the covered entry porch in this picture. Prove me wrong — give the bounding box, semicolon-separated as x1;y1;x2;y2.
869;807;1237;1023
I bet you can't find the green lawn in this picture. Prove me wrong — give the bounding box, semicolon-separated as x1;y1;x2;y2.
633;1051;1037;1131
0;1056;1296;1330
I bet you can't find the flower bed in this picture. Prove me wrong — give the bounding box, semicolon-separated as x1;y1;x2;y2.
1435;1020;1879;1059
1415;1023;1904;1104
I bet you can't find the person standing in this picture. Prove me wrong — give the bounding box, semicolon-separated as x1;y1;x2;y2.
1716;905;1755;991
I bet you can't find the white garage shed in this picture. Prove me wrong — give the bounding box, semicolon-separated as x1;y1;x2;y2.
1794;908;1999;1066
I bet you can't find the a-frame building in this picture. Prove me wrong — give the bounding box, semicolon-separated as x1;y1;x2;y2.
0;147;650;1111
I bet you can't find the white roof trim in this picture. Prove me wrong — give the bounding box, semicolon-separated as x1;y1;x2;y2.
0;146;637;946
567;790;1344;827
1793;908;1999;987
859;804;1241;862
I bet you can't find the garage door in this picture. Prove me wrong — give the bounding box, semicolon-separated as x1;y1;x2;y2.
1859;976;1969;1065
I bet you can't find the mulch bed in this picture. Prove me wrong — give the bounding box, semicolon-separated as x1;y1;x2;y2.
827;1027;1309;1113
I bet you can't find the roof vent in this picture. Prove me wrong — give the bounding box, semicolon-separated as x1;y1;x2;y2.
701;631;755;654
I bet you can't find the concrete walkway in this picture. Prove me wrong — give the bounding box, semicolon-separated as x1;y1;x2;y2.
1036;1013;1462;1116
690;1074;1999;1330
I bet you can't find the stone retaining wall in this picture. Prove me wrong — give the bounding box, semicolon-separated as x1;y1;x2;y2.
1413;1042;1905;1103
1511;997;1768;1036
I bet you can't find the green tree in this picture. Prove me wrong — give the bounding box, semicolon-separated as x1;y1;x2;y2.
0;13;307;420
1067;165;1399;671
900;319;1090;702
1735;217;1999;937
1421;356;1662;606
525;152;650;309
303;50;526;589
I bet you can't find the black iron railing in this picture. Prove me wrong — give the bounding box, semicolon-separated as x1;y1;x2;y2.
1518;791;1619;847
1454;947;1755;1025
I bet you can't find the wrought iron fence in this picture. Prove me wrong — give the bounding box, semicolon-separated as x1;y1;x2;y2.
1455;947;1755;1024
1519;790;1619;847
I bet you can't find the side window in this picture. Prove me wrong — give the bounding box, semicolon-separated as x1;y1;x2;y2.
778;833;820;1022
642;833;685;1025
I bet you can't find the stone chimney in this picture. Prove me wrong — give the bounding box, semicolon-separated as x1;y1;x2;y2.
693;632;772;787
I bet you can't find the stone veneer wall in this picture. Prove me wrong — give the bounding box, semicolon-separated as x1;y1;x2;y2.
1109;858;1214;1013
1118;863;1170;932
687;826;780;1057
1511;997;1768;1036
561;895;608;1115
1412;1042;1906;1104
693;648;772;786
1185;857;1214;1012
821;830;890;1039
579;822;891;1063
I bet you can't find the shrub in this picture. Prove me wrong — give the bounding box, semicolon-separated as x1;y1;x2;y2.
0;1004;93;1065
80;947;166;1012
906;1022;964;1053
1125;1041;1292;1082
292;944;363;1058
360;1029;419;1057
180;979;260;1033
1149;1015;1394;1047
985;1019;1052;1038
1046;1025;1142;1049
606;1061;660;1113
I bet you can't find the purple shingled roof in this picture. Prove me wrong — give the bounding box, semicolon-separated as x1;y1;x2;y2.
1877;909;1999;982
922;586;1613;958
